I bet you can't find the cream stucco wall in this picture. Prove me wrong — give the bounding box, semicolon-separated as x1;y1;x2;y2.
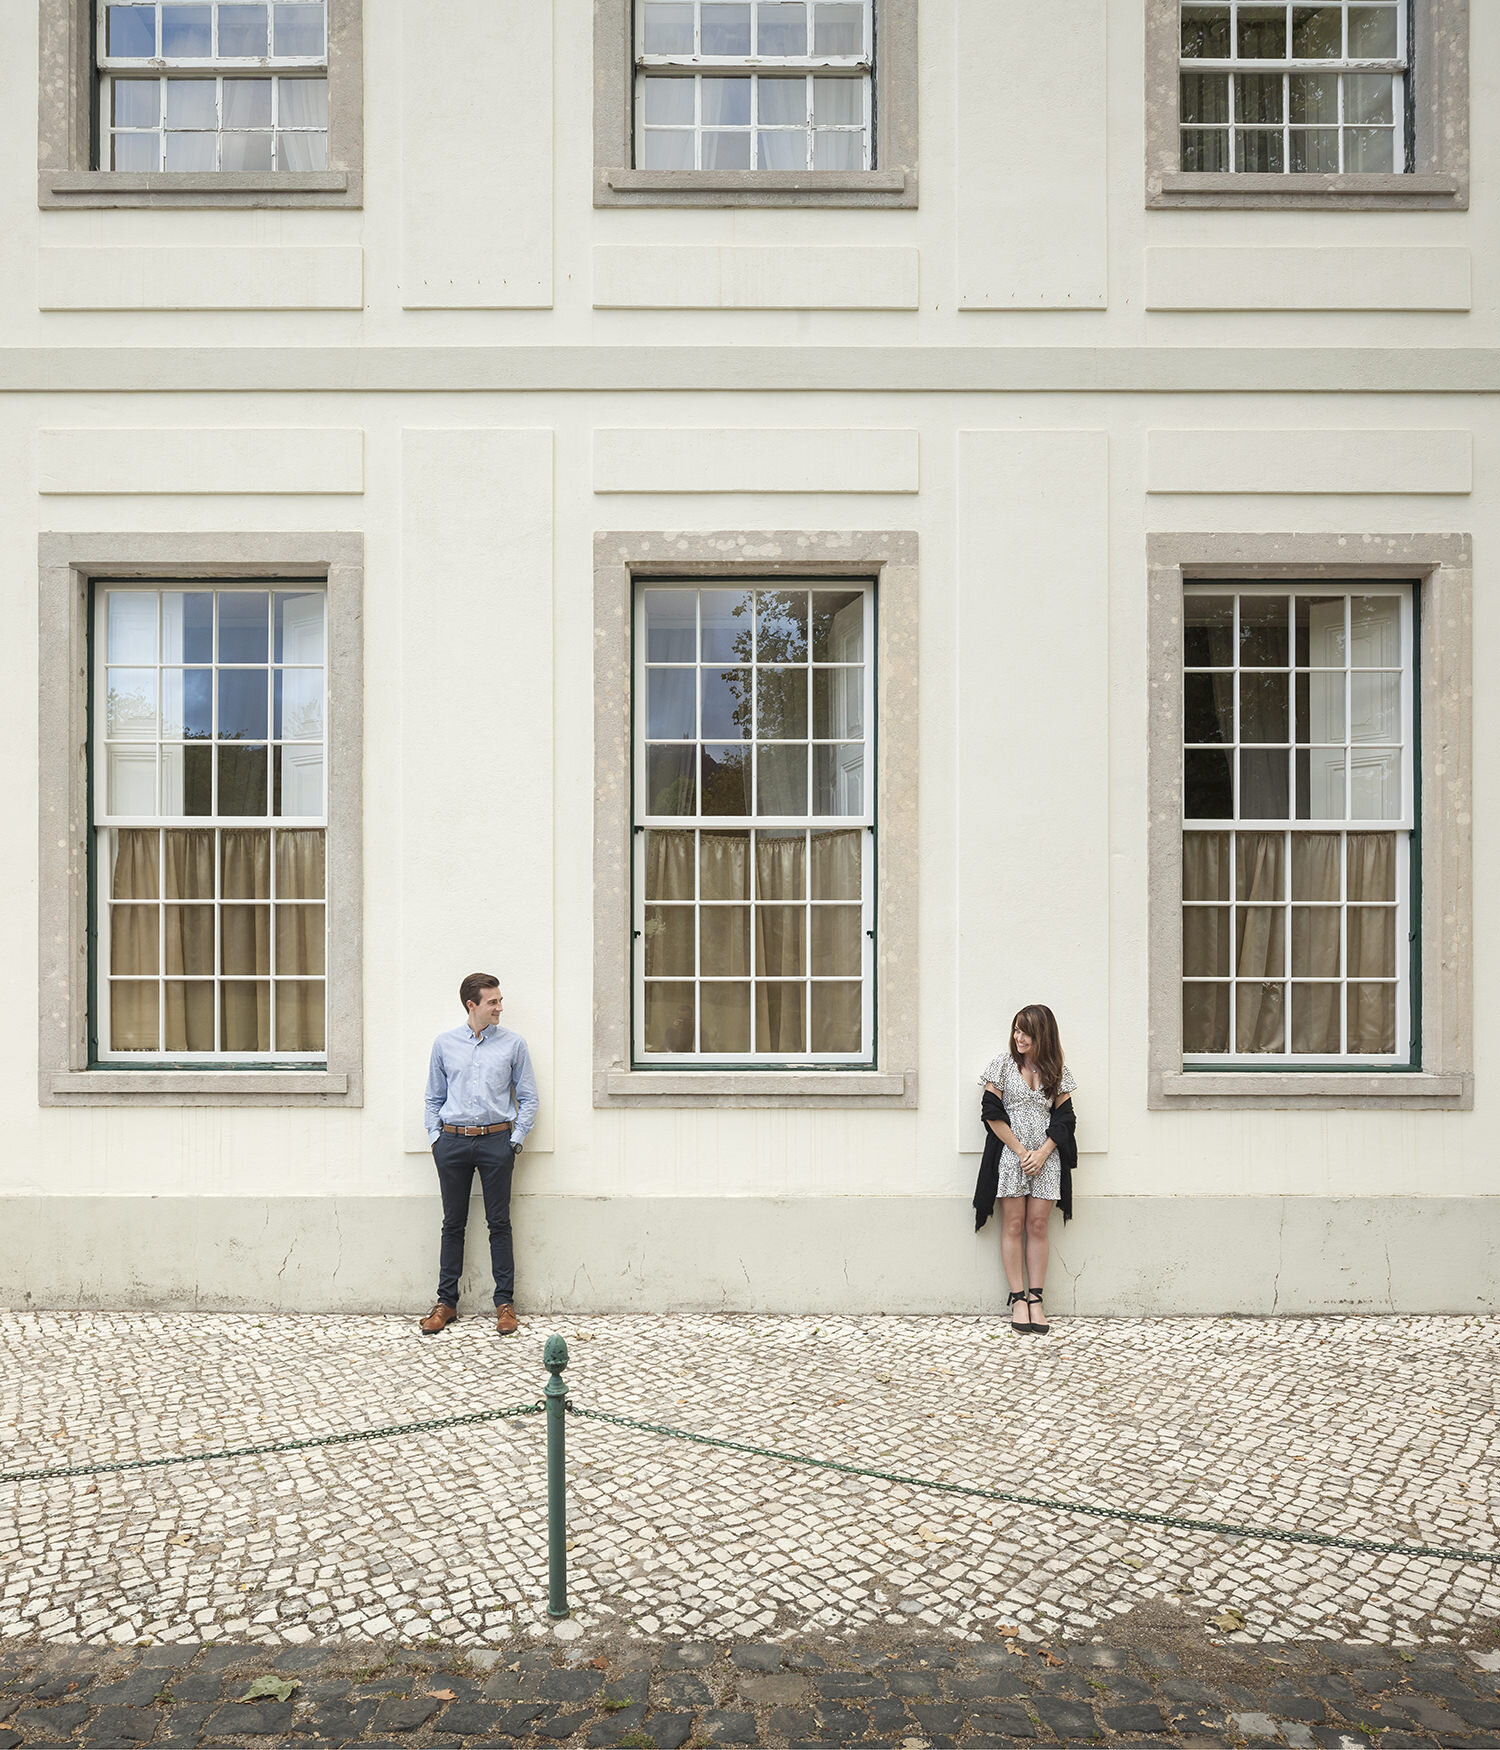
1;0;1495;1312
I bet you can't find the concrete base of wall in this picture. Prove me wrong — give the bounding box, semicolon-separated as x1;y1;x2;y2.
3;1195;1496;1315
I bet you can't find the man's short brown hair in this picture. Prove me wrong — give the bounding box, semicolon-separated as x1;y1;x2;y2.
459;972;500;1011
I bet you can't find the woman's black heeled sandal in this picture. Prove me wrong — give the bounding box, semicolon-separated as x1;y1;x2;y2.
1007;1289;1032;1335
1026;1290;1050;1335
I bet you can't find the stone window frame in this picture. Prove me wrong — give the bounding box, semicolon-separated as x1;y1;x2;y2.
594;0;918;207
595;531;917;1108
1145;0;1469;209
38;0;363;208
39;532;364;1107
1147;532;1471;1111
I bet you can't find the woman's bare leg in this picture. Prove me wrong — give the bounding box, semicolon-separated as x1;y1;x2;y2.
1024;1197;1054;1323
1000;1198;1029;1327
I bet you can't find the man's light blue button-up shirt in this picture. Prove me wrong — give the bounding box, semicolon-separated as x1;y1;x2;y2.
424;1022;539;1146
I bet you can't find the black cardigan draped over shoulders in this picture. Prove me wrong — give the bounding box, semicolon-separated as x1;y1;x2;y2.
972;1086;1079;1228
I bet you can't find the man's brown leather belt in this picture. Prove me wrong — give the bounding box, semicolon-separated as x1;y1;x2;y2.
442;1121;512;1136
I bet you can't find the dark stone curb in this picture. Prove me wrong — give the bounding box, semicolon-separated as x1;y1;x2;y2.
1;1635;1496;1747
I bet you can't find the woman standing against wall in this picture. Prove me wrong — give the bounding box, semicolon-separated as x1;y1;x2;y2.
975;1006;1077;1335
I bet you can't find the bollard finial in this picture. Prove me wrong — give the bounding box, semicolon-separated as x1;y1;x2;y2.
543;1333;569;1374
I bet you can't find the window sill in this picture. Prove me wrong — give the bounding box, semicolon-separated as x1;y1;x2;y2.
1148;171;1464;211
43;1069;355;1107
599;1068;913;1107
597;167;914;208
40;170;360;210
1154;1070;1470;1110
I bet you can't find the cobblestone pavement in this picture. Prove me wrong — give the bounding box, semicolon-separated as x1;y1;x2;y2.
5;1630;1500;1748
2;1311;1498;1722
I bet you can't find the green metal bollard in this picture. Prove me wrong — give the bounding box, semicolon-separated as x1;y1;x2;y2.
543;1334;570;1619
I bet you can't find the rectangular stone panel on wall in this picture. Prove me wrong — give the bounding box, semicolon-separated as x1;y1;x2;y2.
1145;247;1472;312
593;428;919;493
37;428;364;493
400;429;555;1151
38;248;365;311
400;0;553;307
956;0;1107;308
1147;430;1473;494
592;247;920;310
957;431;1110;1152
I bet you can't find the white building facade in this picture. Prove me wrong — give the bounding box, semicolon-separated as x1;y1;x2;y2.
4;0;1493;1314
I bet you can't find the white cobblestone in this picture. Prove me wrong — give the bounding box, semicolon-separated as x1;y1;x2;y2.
1;1310;1497;1648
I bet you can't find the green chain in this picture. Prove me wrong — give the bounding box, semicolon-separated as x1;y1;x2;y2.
0;1401;546;1486
8;1390;1497;1573
566;1403;1500;1570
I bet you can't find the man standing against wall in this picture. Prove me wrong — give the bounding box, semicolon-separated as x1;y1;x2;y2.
420;973;539;1336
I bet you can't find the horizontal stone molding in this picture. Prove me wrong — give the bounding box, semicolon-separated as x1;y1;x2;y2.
593;427;919;494
605;1072;908;1099
3;349;1500;395
1145;247;1472;312
38;247;365;311
1146;429;1472;495
1158;1073;1470;1110
593;246;919;311
45;1072;350;1106
38;171;359;210
601;168;911;206
38;427;365;495
1151;171;1465;210
5;1194;1497;1313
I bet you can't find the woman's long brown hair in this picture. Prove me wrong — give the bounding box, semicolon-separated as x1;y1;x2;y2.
1010;1004;1065;1102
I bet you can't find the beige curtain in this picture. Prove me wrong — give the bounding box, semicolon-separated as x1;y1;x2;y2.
810;829;860;900
273;830;327;1051
755;832;804;900
220;829;270;1051
700;831;748;900
644;983;695;1052
1234;830;1285;1052
164;829;214;899
107;825;325;1056
644;905;693;976
1348;833;1396;1051
107;831;158;1049
810;983;860;1052
1289;832;1341;1053
111;982;158;1051
700;983;750;1052
276;828;325;899
754;834;805;1051
755;981;804;1053
1181;832;1229;1051
698;834;751;1050
646;830;694;900
162;828;216;1051
1348;833;1395;903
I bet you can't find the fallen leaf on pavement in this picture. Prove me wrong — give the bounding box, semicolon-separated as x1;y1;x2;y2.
1210;1607;1248;1632
240;1677;299;1702
425;1688;457;1701
1038;1649;1064;1668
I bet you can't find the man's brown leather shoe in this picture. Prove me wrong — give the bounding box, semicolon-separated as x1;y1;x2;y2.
495;1303;519;1336
419;1303;457;1335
